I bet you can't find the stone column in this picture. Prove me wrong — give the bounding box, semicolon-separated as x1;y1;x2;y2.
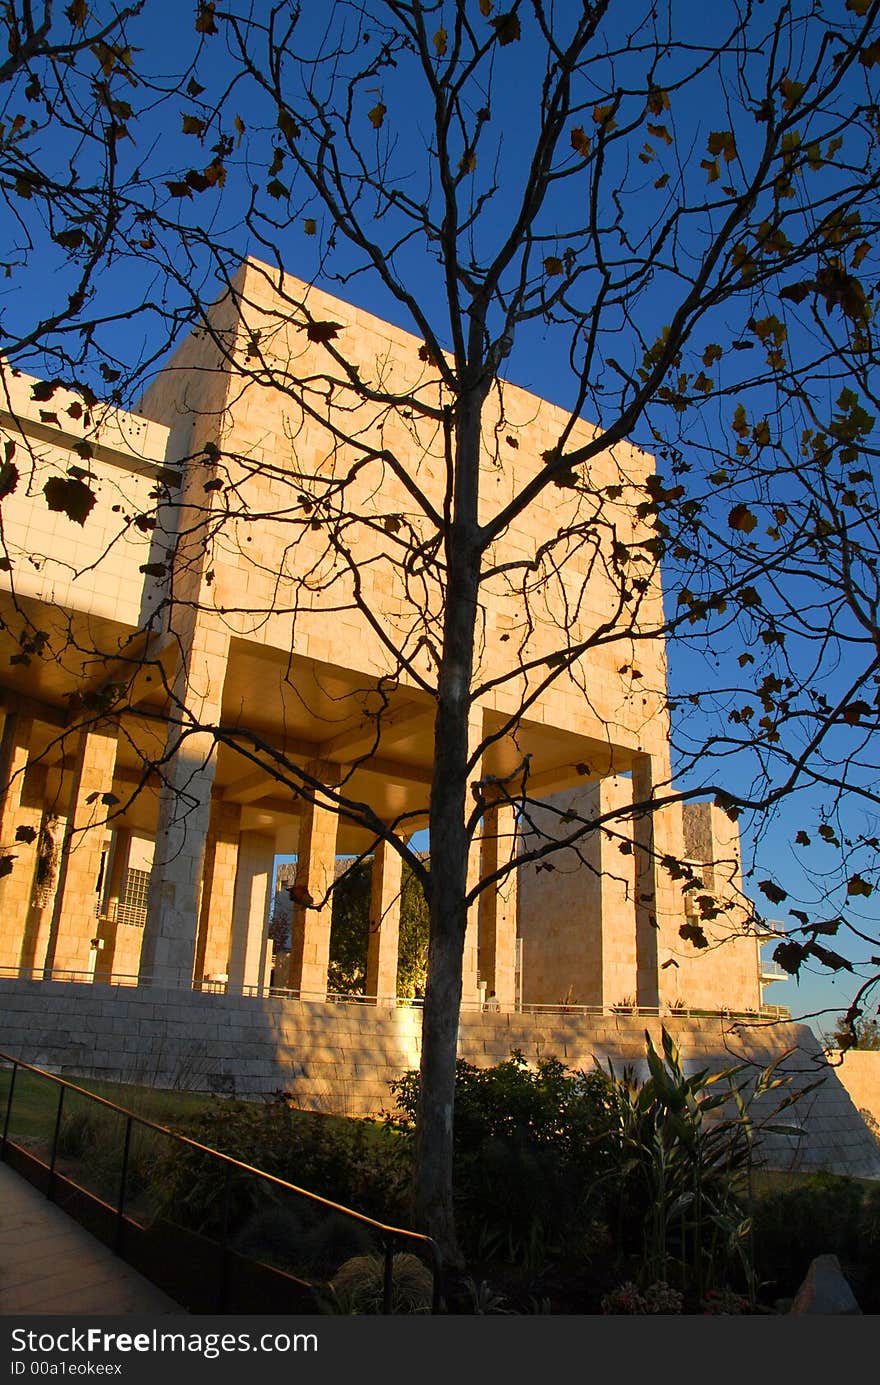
595;776;639;1007
632;753;685;1008
43;724;118;979
365;837;403;1002
0;713;39;970
460;707;485;1008
288;772;340;1000
19;801;63;974
93;825;132;979
478;800;519;1009
139;623;230;989
228;829;274;994
193;799;242;987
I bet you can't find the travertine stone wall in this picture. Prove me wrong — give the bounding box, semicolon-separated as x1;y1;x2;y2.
0;978;876;1179
0;371;168;628
519;782;764;1012
138;258;671;762
519;777;638;1007
0;261;766;1010
826;1049;880;1129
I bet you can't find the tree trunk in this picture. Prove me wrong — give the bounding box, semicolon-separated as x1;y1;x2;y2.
412;393;483;1267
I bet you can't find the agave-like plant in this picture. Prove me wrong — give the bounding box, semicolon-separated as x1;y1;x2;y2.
603;1027;805;1304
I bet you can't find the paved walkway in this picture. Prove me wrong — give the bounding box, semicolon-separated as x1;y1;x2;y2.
0;1162;185;1315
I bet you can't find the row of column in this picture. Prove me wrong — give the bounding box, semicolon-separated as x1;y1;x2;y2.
0;710;118;980
0;705;522;1005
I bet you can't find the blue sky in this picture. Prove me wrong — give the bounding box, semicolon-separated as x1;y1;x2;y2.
3;0;878;1035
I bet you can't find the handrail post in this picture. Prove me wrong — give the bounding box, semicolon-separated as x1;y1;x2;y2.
2;1061;17;1158
430;1243;442;1315
115;1114;133;1254
382;1236;394;1315
219;1162;232;1312
48;1084;65;1202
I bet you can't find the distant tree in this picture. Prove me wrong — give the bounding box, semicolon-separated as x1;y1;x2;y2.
828;1013;880;1052
329;858;429;997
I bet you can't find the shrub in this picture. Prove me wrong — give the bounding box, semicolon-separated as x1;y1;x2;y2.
391;1051;617;1264
154;1096;410;1246
751;1172;878;1309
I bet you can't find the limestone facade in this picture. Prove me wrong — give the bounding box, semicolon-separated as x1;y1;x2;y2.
0;260;774;1015
0;979;874;1179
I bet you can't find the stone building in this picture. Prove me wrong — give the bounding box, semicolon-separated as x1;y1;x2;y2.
0;258;773;1016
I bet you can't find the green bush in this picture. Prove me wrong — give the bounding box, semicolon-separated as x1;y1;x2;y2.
751;1172;880;1310
155;1096;411;1247
391;1051;617;1265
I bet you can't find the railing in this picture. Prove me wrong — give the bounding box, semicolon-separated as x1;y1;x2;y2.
760;957;790;982
0;1051;441;1315
0;966;790;1019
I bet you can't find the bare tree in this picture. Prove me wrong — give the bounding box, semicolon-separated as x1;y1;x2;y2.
2;0;880;1265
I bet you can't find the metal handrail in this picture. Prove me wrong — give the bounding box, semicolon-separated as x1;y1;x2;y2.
0;966;790;1019
0;1049;442;1314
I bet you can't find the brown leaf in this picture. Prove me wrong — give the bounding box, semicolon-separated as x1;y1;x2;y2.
680;922;709;949
759;879;788;904
30;379;59;402
570;126;591;157
847;874;873;897
195;2;217;36
728;504;757;534
305;321;344;344
490;12;520;45
43;476;96;526
0;461;19;501
368;103;386;130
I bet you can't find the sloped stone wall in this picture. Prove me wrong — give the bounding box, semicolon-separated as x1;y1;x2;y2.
825;1049;880;1131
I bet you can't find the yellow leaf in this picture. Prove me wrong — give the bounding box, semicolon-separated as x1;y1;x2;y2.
234;114;245;145
479;0;493;14
433;27;447;56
